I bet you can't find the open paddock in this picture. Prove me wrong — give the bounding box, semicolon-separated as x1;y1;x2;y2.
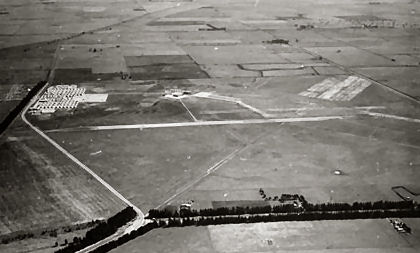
0;131;124;236
111;219;418;253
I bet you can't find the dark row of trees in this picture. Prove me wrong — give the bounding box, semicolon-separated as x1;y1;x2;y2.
303;200;415;212
149;205;278;218
148;200;416;218
0;80;46;135
55;206;137;253
90;222;159;253
80;206;420;253
1;232;34;244
258;189;301;202
0;220;101;245
162;209;420;228
52;200;418;253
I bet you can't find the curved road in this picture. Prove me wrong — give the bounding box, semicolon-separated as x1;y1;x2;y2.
19;3;207;252
21;83;145;252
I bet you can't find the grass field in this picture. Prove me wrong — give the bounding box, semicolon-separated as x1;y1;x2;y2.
47;125;258;211
0;100;19;123
182;96;262;121
174;117;420;205
0;227;91;253
40;90;420;210
0;131;125;236
111;219;419;253
112;226;215;253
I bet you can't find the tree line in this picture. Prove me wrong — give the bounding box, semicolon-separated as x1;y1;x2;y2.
148;199;416;218
162;208;420;227
90;222;159;253
0;80;46;134
303;200;415;212
0;220;101;245
55;206;137;253
55;200;419;253
83;204;420;253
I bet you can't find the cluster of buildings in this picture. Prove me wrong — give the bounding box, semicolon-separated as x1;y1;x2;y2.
163;89;192;99
390;219;411;233
29;85;86;114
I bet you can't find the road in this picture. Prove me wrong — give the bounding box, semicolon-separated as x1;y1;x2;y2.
21;82;146;251
179;98;198;122
75;217;145;253
16;3;221;252
193;92;271;117
362;111;420;123
21;87;143;214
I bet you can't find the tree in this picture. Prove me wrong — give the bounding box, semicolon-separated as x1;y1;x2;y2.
49;230;57;237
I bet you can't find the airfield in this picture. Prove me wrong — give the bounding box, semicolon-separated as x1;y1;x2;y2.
0;0;420;252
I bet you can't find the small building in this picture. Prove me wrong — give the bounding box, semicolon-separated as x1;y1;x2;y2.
40;108;56;114
179;203;192;211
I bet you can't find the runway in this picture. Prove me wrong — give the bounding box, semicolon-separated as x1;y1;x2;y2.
45;115;350;132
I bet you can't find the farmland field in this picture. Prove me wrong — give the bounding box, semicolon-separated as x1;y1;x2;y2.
173;117;420;205
0;227;91;253
0;130;125;235
112;219;419;253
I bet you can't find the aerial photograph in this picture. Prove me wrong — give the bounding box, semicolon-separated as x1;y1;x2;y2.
0;0;419;252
